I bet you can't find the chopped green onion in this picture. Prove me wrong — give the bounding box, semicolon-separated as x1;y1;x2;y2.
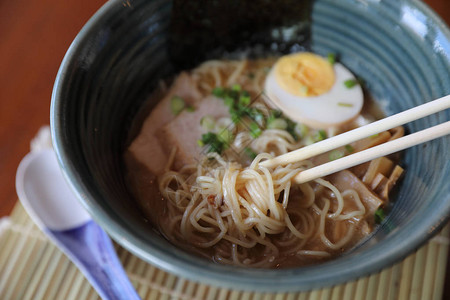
337;102;354;107
231;84;241;92
170;96;186;115
345;144;354;153
269;110;283;119
266;112;275;127
253;111;265;126
197;139;204;147
327;53;336;65
224;96;234;108
249;122;262;138
185;106;195;112
239;94;251;106
200;132;227;154
370;133;379;138
284;118;299;140
294;123;309;139
200;115;216;130
218;129;233;147
244;147;257;160
329;150;344;161
230;111;241;124
374;207;386;224
314;129;327;142
319;130;327;140
344;79;358;88
267;118;288;130
212;87;225;97
211;86;263;128
299;85;309;95
304;136;315;146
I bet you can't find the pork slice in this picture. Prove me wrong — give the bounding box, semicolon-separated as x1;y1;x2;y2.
127;72;202;175
156;96;229;170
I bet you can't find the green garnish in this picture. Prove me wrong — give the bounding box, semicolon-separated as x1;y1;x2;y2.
170;96;186;115
185;106;196;112
304;136;315;146
344;79;358;88
294;123;309;139
170;96;195;114
224;96;234;108
252;111;265;126
370;133;379;138
244;147;257;160
199;132;228;154
374;207;386;224
267;110;295;133
200;115;216;130
299;85;309;95
329;150;344;161
239;94;251;106
249;122;262;138
327;53;336;65
266;110;281;125
284;118;299;141
267;118;288;130
212;87;258;124
319;130;327;140
212;87;300;141
337;102;354;107
232;84;241;92
314;130;327;142
269;109;283;118
345;144;354;153
218;129;233;147
212;87;225;98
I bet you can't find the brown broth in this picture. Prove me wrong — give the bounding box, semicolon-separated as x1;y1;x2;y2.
124;57;400;268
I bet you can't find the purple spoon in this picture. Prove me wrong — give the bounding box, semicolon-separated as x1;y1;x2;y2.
16;148;140;300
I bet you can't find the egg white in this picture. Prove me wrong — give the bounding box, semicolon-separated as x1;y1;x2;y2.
264;62;364;129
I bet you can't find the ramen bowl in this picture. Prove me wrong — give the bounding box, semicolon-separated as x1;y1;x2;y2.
51;0;450;291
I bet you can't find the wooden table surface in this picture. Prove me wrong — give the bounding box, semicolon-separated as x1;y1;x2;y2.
0;0;449;297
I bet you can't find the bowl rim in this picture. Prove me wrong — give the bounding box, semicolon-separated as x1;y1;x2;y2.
51;0;450;292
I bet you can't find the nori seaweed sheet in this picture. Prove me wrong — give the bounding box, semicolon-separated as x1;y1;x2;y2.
169;0;313;69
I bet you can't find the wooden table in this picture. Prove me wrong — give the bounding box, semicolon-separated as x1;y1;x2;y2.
0;0;449;298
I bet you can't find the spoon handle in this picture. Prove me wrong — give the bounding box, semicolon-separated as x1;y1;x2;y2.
48;220;141;300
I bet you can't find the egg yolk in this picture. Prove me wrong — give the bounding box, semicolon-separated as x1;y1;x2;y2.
274;52;335;97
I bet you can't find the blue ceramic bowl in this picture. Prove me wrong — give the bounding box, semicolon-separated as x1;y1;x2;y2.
51;0;450;291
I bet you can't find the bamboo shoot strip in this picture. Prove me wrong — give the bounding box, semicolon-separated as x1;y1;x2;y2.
294;121;450;184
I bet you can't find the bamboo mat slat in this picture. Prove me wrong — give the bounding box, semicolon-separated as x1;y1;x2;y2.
0;202;448;300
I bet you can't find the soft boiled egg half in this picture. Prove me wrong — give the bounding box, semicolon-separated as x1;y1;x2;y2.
264;52;363;129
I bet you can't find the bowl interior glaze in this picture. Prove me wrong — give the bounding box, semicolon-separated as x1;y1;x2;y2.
51;0;450;291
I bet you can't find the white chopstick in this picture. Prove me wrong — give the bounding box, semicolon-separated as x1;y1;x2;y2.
293;120;450;184
261;94;450;169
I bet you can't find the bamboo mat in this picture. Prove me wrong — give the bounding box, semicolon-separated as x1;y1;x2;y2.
0;202;448;300
1;127;449;299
